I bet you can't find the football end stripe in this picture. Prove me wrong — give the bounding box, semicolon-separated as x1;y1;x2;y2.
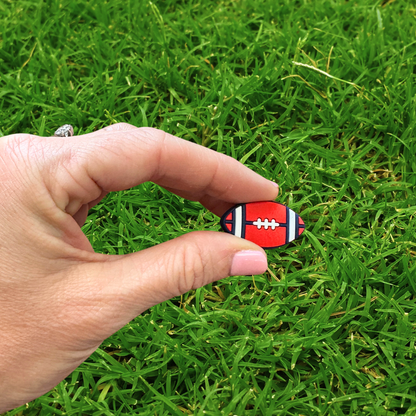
289;210;296;241
235;206;242;238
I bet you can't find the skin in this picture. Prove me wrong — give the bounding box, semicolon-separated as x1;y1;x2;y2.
0;123;278;411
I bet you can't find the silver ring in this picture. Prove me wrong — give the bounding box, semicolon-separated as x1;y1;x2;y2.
54;124;74;137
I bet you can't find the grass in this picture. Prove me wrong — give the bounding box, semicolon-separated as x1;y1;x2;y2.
1;0;416;414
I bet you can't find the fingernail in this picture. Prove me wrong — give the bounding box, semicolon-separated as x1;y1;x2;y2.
270;181;279;192
230;250;268;276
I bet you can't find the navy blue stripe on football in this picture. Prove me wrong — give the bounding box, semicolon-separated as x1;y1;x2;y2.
295;214;299;239
285;205;289;245
241;204;246;239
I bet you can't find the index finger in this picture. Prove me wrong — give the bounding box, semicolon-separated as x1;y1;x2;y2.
71;124;279;207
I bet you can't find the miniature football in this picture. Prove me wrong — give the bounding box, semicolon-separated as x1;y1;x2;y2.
220;201;305;249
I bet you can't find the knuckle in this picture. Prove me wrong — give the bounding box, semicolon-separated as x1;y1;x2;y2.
103;122;137;132
176;236;209;294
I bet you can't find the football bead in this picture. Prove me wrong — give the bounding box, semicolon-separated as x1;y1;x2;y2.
220;201;305;249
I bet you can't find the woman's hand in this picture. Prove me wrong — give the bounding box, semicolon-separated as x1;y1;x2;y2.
0;123;278;411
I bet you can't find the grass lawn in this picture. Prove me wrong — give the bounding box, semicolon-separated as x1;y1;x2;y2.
1;0;416;414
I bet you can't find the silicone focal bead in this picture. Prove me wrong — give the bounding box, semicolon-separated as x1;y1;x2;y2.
220;201;305;249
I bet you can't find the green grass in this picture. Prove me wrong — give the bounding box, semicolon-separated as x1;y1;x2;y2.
2;0;416;414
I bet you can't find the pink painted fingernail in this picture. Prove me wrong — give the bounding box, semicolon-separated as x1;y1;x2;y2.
270;181;279;191
230;250;268;276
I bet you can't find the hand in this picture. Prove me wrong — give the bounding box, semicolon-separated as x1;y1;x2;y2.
0;123;278;412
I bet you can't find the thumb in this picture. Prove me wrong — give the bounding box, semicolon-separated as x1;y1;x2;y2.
79;231;267;334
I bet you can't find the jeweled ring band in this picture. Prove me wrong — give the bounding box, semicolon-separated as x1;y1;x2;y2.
54;124;74;137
